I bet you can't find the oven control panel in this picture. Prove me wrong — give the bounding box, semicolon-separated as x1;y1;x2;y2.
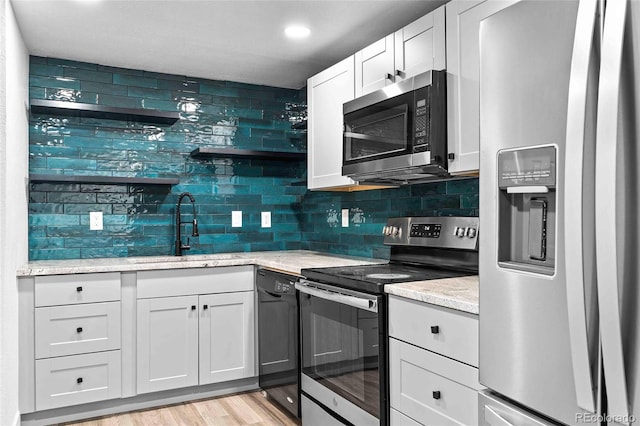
383;217;478;250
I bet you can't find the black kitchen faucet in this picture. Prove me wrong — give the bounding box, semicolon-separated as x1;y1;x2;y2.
175;192;199;256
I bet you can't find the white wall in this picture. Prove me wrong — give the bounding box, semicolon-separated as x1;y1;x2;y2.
0;0;29;424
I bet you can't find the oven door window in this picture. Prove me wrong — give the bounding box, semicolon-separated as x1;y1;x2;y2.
344;93;413;164
300;292;380;419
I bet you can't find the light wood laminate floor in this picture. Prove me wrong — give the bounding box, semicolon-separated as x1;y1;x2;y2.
58;391;301;426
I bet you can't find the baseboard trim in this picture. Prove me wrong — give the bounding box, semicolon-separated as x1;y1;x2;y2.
21;377;258;426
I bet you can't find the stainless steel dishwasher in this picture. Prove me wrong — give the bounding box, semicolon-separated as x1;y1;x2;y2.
256;268;300;418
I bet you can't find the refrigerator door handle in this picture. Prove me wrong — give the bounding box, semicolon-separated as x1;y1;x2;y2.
484;406;514;426
595;0;631;421
564;0;599;413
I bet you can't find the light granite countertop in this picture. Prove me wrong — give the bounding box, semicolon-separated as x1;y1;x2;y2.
16;250;387;277
18;251;479;314
385;275;479;315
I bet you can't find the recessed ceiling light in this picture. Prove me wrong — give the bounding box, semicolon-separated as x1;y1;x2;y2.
284;25;310;39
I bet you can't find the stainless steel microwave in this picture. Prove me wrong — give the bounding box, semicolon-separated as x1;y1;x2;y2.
342;70;448;184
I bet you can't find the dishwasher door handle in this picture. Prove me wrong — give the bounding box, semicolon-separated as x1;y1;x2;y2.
295;282;378;313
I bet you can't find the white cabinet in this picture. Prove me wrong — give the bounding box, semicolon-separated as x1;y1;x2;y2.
388;295;481;426
136;267;255;394
307;56;356;190
136;295;199;394
199;291;255;385
31;273;123;411
446;0;518;174
355;5;446;96
355;34;395;96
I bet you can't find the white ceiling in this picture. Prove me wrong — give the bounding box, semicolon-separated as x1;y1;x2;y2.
10;0;446;89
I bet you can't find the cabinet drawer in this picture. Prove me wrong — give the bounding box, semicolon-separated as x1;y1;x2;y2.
390;338;478;426
35;302;121;359
35;273;121;307
390;408;422;426
35;350;122;411
137;266;254;299
388;295;478;366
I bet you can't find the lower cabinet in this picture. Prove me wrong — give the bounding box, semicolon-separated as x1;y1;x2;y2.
388;295;482;426
20;266;257;420
136;267;256;394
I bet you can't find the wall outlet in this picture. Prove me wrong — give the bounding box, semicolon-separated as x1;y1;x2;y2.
89;211;103;230
341;209;349;228
261;211;271;228
232;210;242;227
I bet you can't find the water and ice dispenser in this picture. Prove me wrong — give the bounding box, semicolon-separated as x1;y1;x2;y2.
497;146;556;275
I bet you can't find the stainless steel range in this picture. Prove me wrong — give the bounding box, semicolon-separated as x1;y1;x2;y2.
297;216;479;425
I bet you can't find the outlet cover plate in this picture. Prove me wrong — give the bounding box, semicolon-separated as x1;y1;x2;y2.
90;211;103;230
261;211;271;228
341;209;349;227
232;210;242;227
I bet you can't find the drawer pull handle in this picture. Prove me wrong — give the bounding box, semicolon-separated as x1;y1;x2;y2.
191;305;196;311
432;390;441;400
203;304;208;310
76;286;83;292
77;377;83;384
76;327;83;333
431;325;440;334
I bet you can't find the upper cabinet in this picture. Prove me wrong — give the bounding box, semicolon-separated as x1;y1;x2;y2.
445;0;518;175
308;6;447;190
355;6;446;97
307;56;357;190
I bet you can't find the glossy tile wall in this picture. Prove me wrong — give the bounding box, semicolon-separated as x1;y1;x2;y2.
29;57;306;260
300;178;478;259
28;57;479;261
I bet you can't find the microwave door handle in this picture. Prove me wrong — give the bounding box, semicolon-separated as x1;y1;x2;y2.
595;0;630;421
564;0;599;413
295;282;378;313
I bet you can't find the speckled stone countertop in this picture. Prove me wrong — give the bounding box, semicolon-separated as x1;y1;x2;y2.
17;250;387;277
385;275;479;315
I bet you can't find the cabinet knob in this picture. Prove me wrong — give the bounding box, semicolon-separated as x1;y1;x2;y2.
76;286;83;292
385;73;393;80
203;305;208;310
76;327;83;333
77;377;83;384
395;69;403;77
448;153;455;160
431;325;440;334
191;305;196;310
432;390;441;400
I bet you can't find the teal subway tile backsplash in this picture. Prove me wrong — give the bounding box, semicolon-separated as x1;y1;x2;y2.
28;56;478;261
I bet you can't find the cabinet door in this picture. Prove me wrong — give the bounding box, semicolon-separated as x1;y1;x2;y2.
199;291;255;385
355;34;395;96
137;295;199;394
394;5;446;81
446;0;518;174
307;56;356;190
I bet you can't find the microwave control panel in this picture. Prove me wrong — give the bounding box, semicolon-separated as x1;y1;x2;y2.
414;97;430;152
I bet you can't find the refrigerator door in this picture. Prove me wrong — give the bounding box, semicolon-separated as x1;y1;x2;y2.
595;0;640;422
479;1;592;424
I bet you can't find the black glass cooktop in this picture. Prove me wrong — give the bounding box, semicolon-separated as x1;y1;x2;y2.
301;263;474;295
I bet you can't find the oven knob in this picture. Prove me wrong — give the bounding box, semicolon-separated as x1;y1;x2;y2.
382;226;389;236
466;227;477;238
391;226;400;237
455;227;466;238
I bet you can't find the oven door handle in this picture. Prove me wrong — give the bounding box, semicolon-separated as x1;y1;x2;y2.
295;282;378;313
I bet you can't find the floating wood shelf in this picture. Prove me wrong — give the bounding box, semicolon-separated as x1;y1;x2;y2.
190;147;306;161
30;99;180;125
29;174;180;185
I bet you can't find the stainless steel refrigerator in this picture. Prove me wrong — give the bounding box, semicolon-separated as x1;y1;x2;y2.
479;0;640;424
